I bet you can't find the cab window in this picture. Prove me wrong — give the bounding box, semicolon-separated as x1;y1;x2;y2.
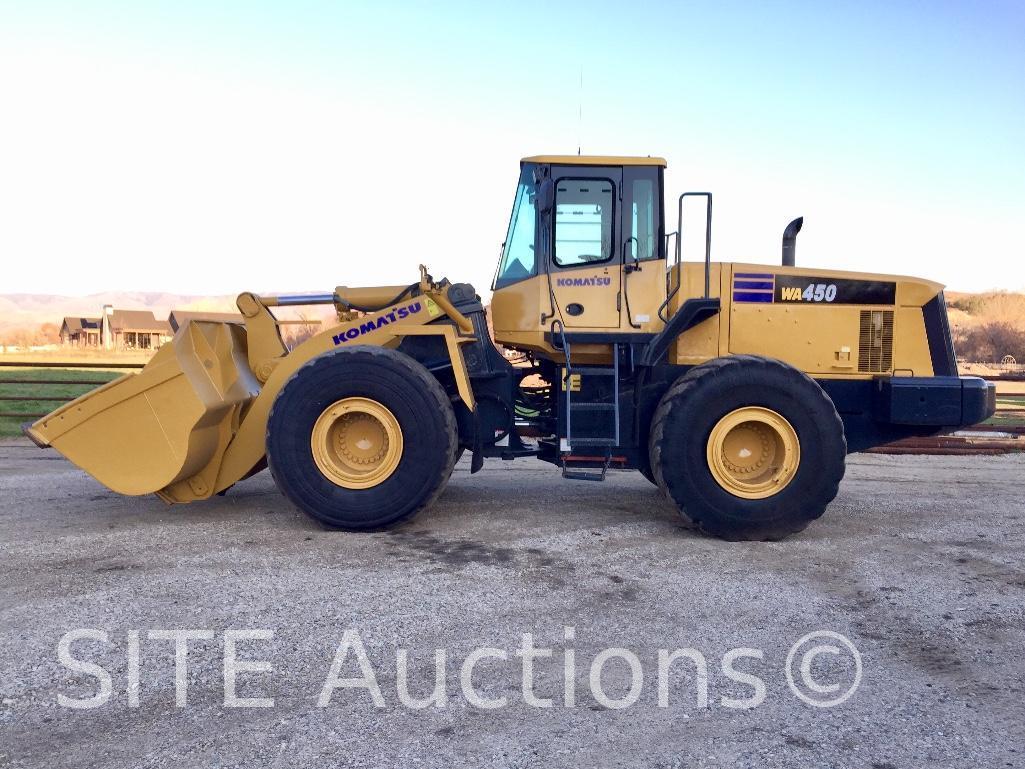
628;176;657;261
494;167;538;288
554;178;615;267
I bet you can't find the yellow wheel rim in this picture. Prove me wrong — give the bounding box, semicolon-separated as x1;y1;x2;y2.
706;407;800;499
310;397;403;489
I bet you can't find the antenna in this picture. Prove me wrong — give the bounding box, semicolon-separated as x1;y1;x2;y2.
577;67;582;156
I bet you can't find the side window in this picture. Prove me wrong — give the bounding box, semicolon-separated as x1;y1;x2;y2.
629;176;657;261
494;169;538;287
554;178;614;267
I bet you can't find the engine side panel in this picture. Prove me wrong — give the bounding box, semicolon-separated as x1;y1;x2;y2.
687;263;944;379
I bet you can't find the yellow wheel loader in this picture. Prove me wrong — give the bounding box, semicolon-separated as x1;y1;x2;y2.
25;155;996;540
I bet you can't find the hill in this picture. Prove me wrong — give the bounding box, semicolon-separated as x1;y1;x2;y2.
0;291;336;348
1;288;1022;362
0;292;237;332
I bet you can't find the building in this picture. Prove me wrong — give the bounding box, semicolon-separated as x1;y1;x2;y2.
105;308;172;350
59;307;172;349
59;317;103;346
167;310;244;333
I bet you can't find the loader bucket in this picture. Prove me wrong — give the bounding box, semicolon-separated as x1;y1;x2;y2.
25;321;260;498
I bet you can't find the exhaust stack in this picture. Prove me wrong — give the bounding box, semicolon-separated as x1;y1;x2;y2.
782;217;803;267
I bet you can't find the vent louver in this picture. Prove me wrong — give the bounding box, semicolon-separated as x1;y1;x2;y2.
858;310;894;373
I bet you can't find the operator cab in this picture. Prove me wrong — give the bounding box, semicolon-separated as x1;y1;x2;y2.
491;156;671;349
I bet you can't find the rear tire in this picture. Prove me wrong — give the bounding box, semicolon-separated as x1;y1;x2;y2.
649;355;846;540
267;346;458;530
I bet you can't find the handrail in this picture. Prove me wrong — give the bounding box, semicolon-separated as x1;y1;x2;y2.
658;231;679;323
549;318;573;378
658;193;713;323
678;192;713;298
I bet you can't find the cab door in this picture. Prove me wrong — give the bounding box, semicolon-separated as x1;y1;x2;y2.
619;165;666;333
549;167;622;328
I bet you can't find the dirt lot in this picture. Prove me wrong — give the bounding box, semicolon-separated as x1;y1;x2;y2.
1;439;1023;768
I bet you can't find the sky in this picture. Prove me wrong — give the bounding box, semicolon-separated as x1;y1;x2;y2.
0;0;1022;298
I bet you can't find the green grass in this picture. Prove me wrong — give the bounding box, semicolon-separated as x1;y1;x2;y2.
985;394;1025;427
0;369;121;438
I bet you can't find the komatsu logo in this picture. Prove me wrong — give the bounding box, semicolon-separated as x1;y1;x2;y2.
556;276;611;287
332;302;422;345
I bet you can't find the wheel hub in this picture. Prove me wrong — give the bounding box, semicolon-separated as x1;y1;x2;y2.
311;397;403;489
706;407;800;499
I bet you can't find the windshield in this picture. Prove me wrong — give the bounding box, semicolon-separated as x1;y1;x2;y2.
494;165;538;289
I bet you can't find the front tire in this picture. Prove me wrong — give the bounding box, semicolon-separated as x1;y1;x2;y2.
267;346;458;530
649;355;846;540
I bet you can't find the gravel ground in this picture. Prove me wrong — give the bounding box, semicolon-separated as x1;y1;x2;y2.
1;438;1023;768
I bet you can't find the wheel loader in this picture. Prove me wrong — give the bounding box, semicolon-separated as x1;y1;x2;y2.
25;155;996;540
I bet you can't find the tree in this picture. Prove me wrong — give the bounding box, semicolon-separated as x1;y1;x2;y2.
955;321;1025;363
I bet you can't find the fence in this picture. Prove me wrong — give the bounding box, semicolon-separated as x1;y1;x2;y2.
0;361;144;421
2;363;1023;452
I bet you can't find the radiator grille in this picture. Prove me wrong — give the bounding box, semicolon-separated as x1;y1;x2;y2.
858;310;894;372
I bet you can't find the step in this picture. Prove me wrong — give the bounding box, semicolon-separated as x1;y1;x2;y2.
568;437;617;446
561;468;608;482
570;402;616;411
567;367;616;376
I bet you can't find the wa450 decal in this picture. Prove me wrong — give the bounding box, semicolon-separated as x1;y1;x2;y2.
732;272;895;305
776;276;895;305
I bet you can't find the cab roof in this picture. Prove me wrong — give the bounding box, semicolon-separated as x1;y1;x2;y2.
521;155;667;167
